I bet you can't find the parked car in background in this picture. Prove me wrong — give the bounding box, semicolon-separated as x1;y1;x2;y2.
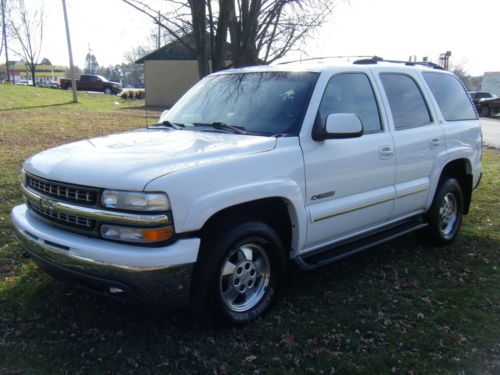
60;74;121;94
468;91;495;112
476;96;500;117
14;80;33;86
38;81;60;89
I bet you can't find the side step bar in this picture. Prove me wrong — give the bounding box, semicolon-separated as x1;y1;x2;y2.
296;221;428;271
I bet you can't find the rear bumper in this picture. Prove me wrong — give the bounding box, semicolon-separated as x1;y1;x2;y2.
11;204;200;306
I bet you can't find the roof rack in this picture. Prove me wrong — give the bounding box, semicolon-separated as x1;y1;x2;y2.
277;55;373;65
353;56;445;70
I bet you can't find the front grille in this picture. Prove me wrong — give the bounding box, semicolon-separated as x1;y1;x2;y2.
29;201;96;230
26;174;98;205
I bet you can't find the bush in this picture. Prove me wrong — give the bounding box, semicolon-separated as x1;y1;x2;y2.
120;89;145;100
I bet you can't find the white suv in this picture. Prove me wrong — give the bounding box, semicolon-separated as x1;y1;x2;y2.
11;58;482;324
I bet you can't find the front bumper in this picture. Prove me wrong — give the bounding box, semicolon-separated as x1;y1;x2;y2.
11;204;200;306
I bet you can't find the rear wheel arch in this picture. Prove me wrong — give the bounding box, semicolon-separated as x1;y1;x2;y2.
438;158;473;214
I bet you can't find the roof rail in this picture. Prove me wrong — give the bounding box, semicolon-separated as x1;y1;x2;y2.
277;55;373;65
353;56;445;70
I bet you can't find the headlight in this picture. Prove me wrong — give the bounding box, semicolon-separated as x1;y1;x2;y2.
101;190;170;212
101;224;174;243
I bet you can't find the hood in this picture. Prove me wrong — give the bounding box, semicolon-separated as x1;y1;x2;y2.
24;128;276;190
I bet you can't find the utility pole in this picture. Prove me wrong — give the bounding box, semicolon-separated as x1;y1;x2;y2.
62;0;77;103
1;0;10;82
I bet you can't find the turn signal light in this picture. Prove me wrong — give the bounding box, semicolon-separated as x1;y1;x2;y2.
143;227;174;242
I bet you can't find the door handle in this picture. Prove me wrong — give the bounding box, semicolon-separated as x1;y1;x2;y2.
430;137;441;149
379;145;394;160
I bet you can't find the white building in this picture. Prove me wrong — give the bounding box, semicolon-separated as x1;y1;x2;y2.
481;72;500;97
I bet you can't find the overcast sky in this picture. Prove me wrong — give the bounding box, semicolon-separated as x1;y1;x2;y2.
7;0;500;76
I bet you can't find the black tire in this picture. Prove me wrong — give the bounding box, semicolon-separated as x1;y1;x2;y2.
421;178;464;246
480;106;489;117
190;217;286;325
489;107;497;117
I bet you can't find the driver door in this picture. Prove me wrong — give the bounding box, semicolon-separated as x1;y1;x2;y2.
302;72;396;250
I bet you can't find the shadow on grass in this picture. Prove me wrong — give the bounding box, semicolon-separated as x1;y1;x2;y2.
119;104;165;112
0;101;75;112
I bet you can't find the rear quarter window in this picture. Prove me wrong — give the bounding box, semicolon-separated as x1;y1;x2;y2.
423;73;477;121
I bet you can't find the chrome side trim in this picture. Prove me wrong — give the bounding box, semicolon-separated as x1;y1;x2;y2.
22;184;170;226
397;187;428;199
312;196;394;222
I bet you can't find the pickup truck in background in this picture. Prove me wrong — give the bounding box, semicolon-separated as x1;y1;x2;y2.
60;74;121;94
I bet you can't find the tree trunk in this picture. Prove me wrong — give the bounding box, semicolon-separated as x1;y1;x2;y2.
189;0;210;78
31;65;36;86
213;0;230;71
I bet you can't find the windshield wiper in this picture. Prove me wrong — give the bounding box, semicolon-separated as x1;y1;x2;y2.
149;120;185;130
192;122;247;134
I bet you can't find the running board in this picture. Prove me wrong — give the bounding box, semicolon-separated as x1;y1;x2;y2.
296;222;428;271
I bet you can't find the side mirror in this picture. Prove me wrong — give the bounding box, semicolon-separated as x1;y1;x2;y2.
324;113;363;139
158;109;170;123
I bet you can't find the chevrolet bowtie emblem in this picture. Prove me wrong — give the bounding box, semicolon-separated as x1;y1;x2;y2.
39;196;55;210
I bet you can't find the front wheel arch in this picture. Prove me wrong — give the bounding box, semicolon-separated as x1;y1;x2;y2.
190;216;287;324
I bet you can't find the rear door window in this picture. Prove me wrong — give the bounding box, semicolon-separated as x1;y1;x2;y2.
380;73;432;129
423;73;477;121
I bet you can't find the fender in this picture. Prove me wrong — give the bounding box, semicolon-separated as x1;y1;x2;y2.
182;180;307;256
144;138;308;256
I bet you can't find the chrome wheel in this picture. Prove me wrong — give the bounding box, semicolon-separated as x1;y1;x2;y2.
439;192;458;238
219;242;271;313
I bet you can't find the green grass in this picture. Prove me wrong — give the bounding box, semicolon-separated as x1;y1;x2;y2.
0;85;499;374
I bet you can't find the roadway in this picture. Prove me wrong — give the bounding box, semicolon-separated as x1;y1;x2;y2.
481;118;500;149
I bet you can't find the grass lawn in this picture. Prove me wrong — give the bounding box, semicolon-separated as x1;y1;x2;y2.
0;85;499;374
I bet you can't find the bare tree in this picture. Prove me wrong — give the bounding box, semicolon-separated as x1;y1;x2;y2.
122;0;335;78
8;0;44;86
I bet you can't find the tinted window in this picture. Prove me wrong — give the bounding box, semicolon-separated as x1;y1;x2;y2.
477;92;492;99
318;73;382;134
380;74;431;129
423;73;477;121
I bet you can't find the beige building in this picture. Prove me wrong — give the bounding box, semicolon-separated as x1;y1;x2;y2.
136;37;204;108
137;35;231;108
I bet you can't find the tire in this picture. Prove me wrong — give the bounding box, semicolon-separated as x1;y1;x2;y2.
421;178;464;246
190;217;286;325
489;107;497;117
480;106;489;117
104;87;112;95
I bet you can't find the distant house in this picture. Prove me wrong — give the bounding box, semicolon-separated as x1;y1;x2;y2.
136;34;230;108
481;72;500;97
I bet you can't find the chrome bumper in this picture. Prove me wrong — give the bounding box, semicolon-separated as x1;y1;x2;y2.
11;204;200;304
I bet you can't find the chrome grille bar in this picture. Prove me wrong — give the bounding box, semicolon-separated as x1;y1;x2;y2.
27;174;97;204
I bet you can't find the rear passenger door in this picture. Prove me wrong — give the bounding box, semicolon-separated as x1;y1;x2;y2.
376;72;445;219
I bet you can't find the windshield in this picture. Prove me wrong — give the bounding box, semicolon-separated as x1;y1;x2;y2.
164;71;318;136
